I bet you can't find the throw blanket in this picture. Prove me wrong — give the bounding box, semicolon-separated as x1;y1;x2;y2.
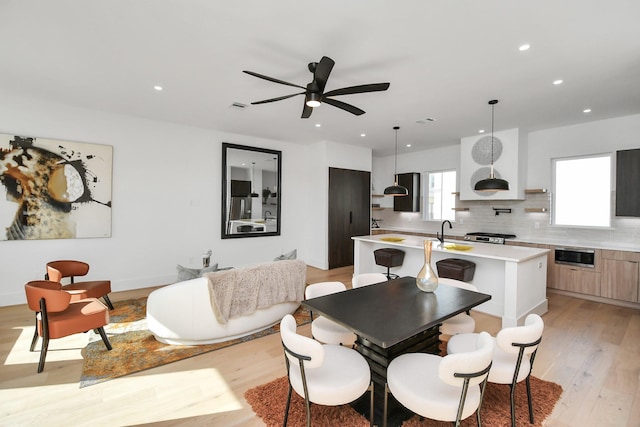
205;259;306;324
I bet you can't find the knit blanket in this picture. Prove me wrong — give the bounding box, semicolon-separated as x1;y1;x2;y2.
204;259;306;324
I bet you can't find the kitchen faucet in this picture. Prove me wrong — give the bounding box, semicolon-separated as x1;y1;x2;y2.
437;220;452;244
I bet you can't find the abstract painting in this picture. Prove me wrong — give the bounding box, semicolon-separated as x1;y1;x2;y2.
0;134;112;240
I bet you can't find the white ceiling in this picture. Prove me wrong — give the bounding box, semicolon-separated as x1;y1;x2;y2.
1;1;639;156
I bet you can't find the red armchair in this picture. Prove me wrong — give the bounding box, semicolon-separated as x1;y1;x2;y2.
45;260;114;309
25;280;112;373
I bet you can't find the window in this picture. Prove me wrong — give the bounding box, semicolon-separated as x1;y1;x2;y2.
423;170;456;221
553;154;611;227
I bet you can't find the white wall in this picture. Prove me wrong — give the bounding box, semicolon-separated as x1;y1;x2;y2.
0;93;313;306
527;114;640;189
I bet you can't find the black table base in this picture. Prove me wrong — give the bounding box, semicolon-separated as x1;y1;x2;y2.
352;325;442;426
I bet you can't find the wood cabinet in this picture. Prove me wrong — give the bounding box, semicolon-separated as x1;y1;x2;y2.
553;266;601;295
601;250;640;302
393;172;420;212
549;248;602;295
615;149;640;217
328;167;371;269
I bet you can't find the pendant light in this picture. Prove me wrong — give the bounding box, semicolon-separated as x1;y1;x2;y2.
384;126;408;196
474;99;510;191
250;162;259;198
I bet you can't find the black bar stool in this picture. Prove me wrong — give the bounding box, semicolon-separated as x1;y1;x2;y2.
435;258;476;282
374;248;405;280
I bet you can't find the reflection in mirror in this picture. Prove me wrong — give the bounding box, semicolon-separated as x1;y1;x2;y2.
222;143;281;239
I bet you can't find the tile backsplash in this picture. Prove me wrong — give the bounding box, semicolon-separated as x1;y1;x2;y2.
373;191;640;250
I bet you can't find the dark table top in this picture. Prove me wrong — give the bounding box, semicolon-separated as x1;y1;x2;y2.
302;276;491;348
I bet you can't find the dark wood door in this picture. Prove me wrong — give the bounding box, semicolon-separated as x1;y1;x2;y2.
328;167;371;269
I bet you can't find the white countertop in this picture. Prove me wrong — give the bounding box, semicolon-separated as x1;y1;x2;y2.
374;226;640;253
354;233;549;263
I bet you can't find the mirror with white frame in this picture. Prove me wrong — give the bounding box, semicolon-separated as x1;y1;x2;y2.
221;143;281;239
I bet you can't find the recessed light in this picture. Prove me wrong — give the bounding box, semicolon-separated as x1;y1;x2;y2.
479;129;485;133
406;144;412;148
583;108;592;113
360;133;366;137
518;44;531;51
416;117;436;124
315;123;321;128
553;79;563;85
154;85;163;91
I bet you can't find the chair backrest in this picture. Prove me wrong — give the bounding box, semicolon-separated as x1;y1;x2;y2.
305;281;346;299
352;273;388;288
46;260;90;282
280;314;324;369
438;277;478;292
24;281;71;313
496;314;544;356
439;331;494;388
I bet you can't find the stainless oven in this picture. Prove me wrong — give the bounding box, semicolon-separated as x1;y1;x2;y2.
554;247;595;268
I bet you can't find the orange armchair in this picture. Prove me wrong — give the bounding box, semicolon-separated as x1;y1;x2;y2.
25;280;112;373
45;260;114;309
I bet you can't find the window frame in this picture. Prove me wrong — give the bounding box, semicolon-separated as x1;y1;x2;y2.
422;168;457;222
551;152;612;229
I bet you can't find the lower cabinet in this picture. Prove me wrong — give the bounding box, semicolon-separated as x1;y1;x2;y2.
601;250;640;303
548;247;602;295
552;265;601;295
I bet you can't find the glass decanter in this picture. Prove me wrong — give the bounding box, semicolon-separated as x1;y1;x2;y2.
416;240;439;292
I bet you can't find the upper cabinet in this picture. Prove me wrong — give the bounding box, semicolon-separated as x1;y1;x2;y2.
459;128;527;200
394;172;420;212
615;148;640;217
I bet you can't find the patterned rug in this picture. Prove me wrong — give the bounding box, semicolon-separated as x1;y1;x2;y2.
245;375;563;426
80;297;310;388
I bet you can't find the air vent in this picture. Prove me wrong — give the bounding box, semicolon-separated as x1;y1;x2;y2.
230;102;248;110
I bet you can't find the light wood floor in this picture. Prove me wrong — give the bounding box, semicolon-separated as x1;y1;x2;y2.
1;266;639;426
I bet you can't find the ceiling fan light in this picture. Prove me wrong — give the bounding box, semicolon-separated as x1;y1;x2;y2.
306;92;321;107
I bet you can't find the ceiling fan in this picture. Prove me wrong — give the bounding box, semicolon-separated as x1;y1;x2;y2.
243;56;390;118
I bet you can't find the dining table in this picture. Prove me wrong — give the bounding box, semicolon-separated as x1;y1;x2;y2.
302;276;491;426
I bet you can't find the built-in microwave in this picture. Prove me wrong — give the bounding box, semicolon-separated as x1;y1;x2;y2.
554;247;595;268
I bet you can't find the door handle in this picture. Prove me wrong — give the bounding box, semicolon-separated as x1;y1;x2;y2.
350;211;353;224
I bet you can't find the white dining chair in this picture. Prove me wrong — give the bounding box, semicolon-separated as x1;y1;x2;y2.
438;277;478;336
305;281;356;346
384;331;494;427
352;272;388;288
447;313;544;427
279;314;373;427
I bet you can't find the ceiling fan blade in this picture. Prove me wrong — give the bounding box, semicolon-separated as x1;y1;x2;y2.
251;92;305;105
323;98;365;116
243;70;306;89
323;82;390;97
301;102;313;118
314;56;335;93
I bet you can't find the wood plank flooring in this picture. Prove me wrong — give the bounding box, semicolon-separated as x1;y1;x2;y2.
1;266;639;426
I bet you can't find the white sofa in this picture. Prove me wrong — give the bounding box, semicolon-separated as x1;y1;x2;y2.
147;259;306;345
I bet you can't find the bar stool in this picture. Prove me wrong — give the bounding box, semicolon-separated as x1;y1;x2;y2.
374;248;405;280
436;258;476;282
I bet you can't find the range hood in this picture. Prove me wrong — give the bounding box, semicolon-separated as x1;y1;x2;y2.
459;128;527;200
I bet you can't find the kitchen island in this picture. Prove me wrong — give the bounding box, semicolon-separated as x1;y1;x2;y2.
353;233;549;328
